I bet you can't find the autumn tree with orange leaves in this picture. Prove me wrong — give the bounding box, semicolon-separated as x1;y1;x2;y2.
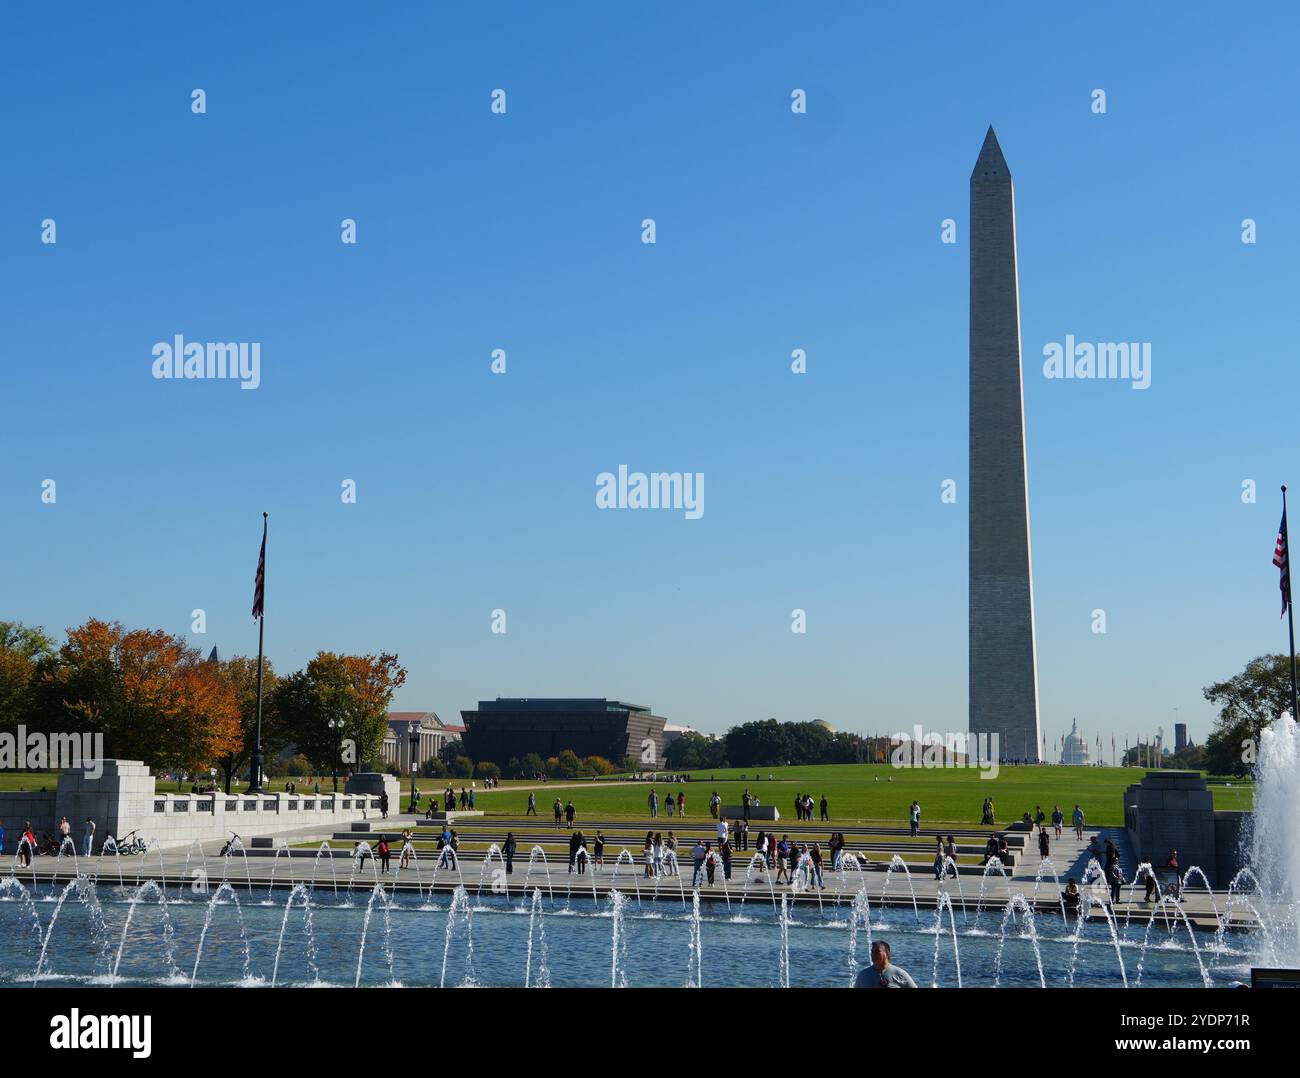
36;619;242;777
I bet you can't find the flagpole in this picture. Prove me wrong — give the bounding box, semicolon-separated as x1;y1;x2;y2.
1284;486;1299;725
250;512;268;794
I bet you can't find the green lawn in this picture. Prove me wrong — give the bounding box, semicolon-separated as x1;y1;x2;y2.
411;764;1256;827
0;765;1256;828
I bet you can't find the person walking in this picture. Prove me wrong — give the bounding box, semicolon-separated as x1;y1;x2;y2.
526;792;537;816
379;793;389;820
377;836;391;873
704;843;718;885
1072;804;1085;840
504;831;517;875
82;817;96;857
854;940;917;988
1051;805;1064;839
775;836;791;884
1038;828;1050;860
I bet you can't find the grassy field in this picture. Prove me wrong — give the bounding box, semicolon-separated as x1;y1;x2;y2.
409;763;1256;827
0;764;1256;827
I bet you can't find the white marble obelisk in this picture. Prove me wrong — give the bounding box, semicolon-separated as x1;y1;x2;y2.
969;127;1042;763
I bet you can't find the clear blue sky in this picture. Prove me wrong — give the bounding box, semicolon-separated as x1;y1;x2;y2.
3;3;1297;751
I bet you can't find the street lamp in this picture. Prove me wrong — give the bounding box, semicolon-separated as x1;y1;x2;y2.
328;718;343;793
409;726;420;813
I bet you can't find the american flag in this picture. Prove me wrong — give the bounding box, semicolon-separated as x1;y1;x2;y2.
252;514;267;619
1275;508;1291;617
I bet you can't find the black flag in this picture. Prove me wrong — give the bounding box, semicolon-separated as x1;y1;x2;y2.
252;515;266;619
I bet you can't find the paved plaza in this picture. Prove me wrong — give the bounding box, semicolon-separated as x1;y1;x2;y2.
7;812;1261;933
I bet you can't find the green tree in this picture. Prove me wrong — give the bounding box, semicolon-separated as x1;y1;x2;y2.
724;719;791;768
212;655;285;793
1203;653;1296;776
0;621;56;733
664;732;727;770
275;651;407;776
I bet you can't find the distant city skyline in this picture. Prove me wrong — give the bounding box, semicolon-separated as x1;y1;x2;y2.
5;6;1298;748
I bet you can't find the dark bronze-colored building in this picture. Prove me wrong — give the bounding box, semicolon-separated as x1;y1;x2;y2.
460;698;667;766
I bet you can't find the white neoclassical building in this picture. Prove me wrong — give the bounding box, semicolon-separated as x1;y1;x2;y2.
382;711;463;772
1060;718;1092;766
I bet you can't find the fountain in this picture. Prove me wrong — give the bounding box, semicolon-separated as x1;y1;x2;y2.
525;888;552;987
522;846;554;906
33;876;111;985
845;885;873;985
190;882;253;985
313;841;340;898
355;884;398;987
439;885;476;987
1134;896;1212;988
271;884;320;987
221;836;252;895
931;890;963;987
777;892;791;987
741;852;777;913
111;880;181;985
686;890;703;987
1248;712;1300;966
973;856;1006;919
992;894;1044;987
881;855;920;922
609;889;629;987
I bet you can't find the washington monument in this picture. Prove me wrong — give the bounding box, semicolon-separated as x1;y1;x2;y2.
969;126;1042;763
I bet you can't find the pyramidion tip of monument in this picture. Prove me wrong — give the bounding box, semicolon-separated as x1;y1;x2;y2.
972;125;1010;181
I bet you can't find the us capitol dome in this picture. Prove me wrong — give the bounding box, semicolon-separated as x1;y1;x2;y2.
1060;717;1091;766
